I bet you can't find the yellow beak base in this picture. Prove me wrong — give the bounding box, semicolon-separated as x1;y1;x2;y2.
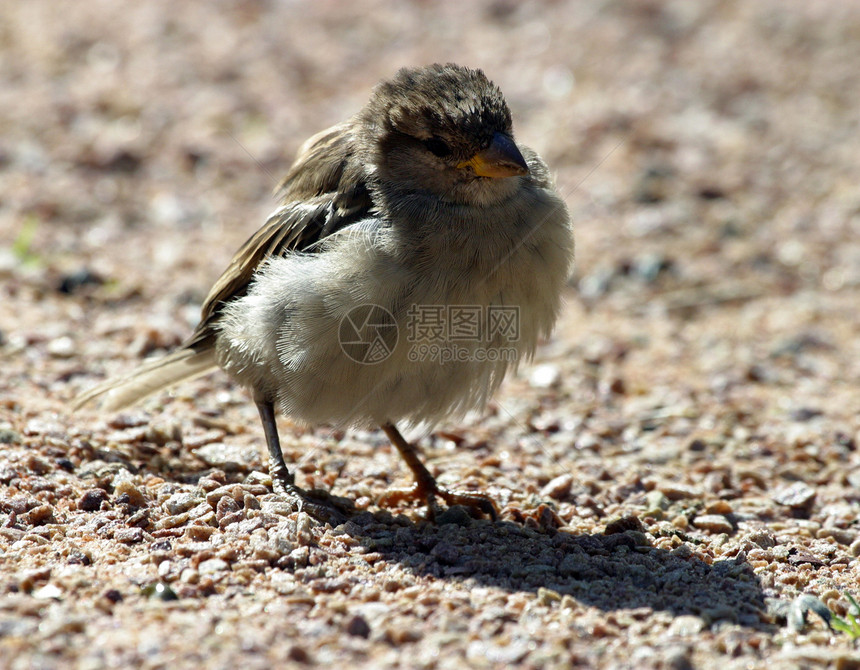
458;132;530;179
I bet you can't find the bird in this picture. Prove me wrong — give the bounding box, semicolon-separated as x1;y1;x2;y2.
74;63;574;523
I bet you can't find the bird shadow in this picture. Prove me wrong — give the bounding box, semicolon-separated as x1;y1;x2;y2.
64;438;767;628
337;509;769;628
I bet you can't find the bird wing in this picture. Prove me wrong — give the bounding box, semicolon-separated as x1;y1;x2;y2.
74;122;373;411
186;121;372;350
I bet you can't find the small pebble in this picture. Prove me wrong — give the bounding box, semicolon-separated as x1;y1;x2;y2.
180;569;199;584
658;484;702;501
78;488;109;512
154;512;190;530
32;584;63;600
705;500;732;515
748;530;776;549
244;471;272;486
540;473;573;500
645;490;670;511
22;504;54;525
692;515;734;534
103;589;123;604
261;501;296;517
529;363;561;388
815;527;856;545
295;512;314;546
164;491;202;515
288;546;310;569
667;615;706;636
0;428;23;444
145;421;182;445
198;558;229;574
287;646;310;664
604;516;645;535
56;267;103;294
216;495;241;522
663;647;694;670
143;583;179;601
789;407;823;422
194;443;253;471
773;482;816;509
113;527;144;543
559;594;578;611
537;587;562;605
345;614;371;638
112;471;147;508
47;336;76;358
206;484;244;508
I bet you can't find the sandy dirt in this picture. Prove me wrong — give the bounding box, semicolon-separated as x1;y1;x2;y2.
1;1;859;668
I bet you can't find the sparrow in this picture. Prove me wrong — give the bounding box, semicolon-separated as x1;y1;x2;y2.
75;63;574;523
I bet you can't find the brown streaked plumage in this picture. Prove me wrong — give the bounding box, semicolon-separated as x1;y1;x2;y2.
75;63;574;524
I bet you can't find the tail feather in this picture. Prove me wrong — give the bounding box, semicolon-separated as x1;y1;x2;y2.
72;347;218;412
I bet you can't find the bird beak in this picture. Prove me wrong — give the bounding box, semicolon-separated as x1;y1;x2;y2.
458;132;530;178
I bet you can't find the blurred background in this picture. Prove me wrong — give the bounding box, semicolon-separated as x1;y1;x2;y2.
2;3;860;665
3;0;858;300
1;0;858;445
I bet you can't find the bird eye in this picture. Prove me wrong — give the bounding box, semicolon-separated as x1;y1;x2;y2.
422;137;451;158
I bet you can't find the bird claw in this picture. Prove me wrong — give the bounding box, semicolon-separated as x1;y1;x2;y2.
270;474;351;526
379;482;498;521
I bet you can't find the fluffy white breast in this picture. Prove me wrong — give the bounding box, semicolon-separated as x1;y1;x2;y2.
215;175;572;429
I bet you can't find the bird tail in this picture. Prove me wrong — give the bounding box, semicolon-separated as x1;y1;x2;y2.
72;347;218;412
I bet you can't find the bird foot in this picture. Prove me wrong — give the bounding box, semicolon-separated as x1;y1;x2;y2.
271;474;352;526
379;481;498;521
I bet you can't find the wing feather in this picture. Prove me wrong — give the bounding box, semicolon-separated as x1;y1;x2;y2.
187;121;371;349
76;120;373;409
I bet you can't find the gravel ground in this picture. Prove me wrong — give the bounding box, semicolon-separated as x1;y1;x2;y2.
2;1;860;668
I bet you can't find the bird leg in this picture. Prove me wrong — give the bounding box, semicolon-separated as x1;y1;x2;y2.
256;400;350;525
378;422;498;520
